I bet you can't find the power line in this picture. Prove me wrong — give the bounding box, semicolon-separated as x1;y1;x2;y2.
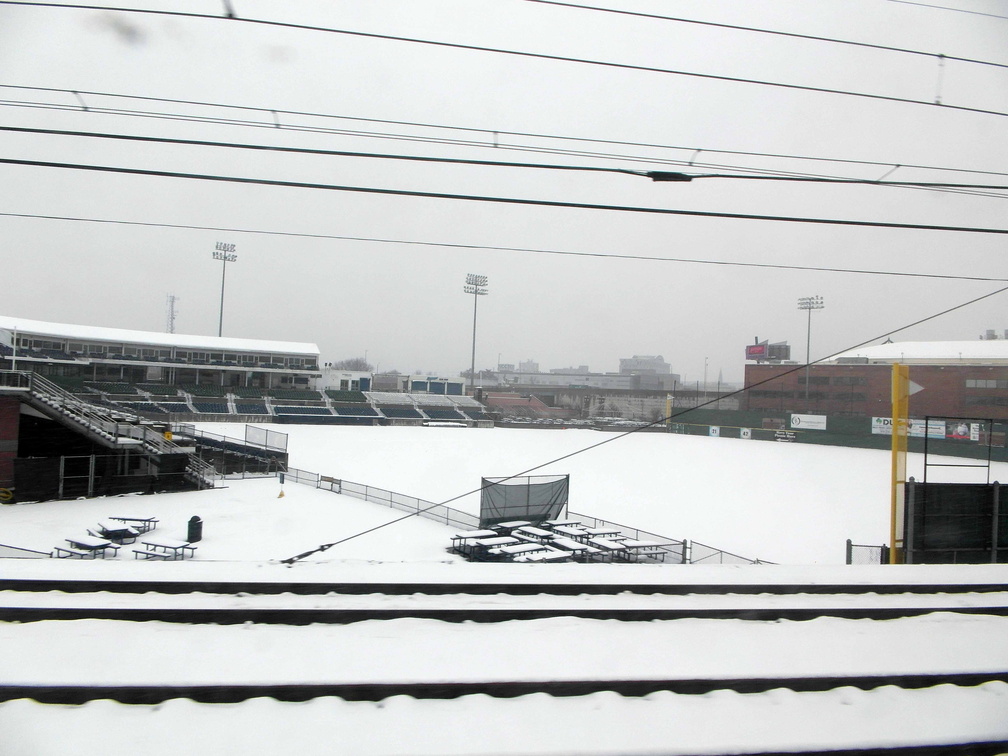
524;0;1008;69
4;85;1006;180
886;0;1008;20
4;98;1001;200
2;210;1005;282
282;281;1008;562
6;125;1007;192
3;2;1007;118
3;156;1007;234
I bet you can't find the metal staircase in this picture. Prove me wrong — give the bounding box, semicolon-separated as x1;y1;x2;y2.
0;370;216;489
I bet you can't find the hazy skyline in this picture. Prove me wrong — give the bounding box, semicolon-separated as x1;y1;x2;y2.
1;0;1005;382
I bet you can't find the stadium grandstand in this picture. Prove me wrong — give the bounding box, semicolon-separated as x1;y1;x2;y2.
0;315;494;427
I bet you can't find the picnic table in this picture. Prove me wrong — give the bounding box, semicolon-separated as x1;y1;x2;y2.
109;516;159;534
469;536;519;561
551;524;589;539
451;529;498;557
515;548;574;563
140;537;197;560
512;525;554;543
587;537;628;560
96;521;140;544
491;521;532;535
63;535;119;559
620;539;666;562
583;527;622;539
489;542;549;557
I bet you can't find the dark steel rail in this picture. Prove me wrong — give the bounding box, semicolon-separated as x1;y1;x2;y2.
3;604;1007;625
1;672;1006;705
2;578;1007;596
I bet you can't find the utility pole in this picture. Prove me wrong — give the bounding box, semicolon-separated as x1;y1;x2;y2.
463;274;489;396
797;295;825;412
213;242;238;337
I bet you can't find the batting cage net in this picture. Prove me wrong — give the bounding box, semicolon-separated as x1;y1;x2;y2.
479;474;569;528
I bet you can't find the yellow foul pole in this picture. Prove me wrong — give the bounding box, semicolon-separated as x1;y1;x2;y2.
890;363;909;563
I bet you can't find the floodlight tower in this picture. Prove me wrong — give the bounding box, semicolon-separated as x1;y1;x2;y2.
213;242;238;337
797;295;825;411
464;273;489;396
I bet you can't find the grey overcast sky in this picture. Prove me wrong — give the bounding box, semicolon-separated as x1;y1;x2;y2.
0;0;1006;382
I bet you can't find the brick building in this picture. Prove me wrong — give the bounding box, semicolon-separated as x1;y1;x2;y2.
743;340;1008;420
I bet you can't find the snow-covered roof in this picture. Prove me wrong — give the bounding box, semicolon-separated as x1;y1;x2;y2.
0;315;319;356
830;340;1008;364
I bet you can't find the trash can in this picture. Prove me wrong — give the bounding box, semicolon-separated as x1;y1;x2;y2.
187;515;203;543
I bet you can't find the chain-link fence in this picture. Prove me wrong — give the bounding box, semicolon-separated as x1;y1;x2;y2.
282;469;766;564
846;539;891;565
285;469;481;530
568;510;687;564
689;540;769;565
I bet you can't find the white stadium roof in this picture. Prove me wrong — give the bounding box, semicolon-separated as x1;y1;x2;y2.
831;340;1008;364
0;315;319;356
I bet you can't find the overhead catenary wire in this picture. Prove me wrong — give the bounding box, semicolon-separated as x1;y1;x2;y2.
523;0;1008;70
3;99;1001;199
3;210;1005;283
281;281;1008;562
886;0;1008;21
2;2;1007;118
2;156;1007;234
5;84;1007;180
4;124;1007;193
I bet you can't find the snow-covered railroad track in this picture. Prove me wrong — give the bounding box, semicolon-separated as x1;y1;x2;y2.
3;588;1008;624
3;674;1008;706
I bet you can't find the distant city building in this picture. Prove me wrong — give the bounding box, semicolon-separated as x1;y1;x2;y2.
619;355;671;375
979;329;1008;340
549;365;590;374
519;359;539;373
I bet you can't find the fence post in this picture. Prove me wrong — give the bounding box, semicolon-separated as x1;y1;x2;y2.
88;454;95;498
845;538;853;565
992;481;1000;564
682;540;689;565
58;456;65;499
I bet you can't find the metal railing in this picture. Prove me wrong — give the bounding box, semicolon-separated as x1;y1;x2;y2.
23;372;177;455
0;542;51;559
1;370;216;490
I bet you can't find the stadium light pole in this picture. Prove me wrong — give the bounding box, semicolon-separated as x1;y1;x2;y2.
213;242;238;337
464;273;489;396
797;295;825;412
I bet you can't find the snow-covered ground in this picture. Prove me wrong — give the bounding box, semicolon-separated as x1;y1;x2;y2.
201;423;1008;564
2;425;1007;755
